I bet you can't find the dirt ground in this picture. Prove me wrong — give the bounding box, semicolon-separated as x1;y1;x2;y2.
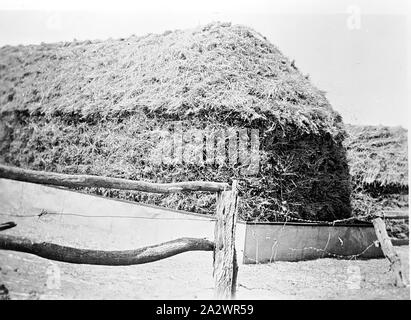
0;216;409;300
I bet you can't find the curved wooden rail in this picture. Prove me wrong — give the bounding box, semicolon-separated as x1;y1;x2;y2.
0;165;240;299
0;164;230;193
0;235;214;266
0;221;16;231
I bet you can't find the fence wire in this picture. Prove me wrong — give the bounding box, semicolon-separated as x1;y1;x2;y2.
0;211;216;222
0;209;407;224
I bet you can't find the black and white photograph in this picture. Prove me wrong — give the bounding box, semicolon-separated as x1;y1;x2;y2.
0;0;409;304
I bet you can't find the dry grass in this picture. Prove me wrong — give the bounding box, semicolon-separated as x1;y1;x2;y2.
0;22;351;221
345;125;408;239
345;124;408;187
345;125;408;214
0;22;343;138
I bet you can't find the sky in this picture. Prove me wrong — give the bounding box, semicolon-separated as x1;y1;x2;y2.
0;0;409;128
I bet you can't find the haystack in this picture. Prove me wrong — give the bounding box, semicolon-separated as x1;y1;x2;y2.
0;22;351;221
345;124;408;213
345;125;408;238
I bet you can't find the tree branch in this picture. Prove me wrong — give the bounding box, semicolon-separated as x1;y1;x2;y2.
0;164;230;193
0;235;214;266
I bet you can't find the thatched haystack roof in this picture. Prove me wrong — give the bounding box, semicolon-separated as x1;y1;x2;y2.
0;22;343;138
345;125;408;188
0;22;351;222
345;125;408;228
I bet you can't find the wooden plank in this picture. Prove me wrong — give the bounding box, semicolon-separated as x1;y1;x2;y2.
0;221;16;231
0;164;230;194
213;180;239;299
0;235;214;266
372;218;408;287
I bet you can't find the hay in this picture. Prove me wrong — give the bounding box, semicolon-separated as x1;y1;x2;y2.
345;124;408;215
0;22;343;136
0;22;351;221
345;124;408;188
345;125;408;238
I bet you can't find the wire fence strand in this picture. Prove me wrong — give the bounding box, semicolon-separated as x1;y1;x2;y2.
0;211;216;222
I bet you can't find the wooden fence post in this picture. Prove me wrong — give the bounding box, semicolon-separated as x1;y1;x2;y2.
372;218;408;287
213;180;239;299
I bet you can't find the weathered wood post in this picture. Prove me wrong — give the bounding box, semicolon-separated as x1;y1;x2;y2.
372;217;408;287
213;180;239;299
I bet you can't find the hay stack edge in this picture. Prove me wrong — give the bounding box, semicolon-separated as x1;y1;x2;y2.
345;125;408;238
0;22;364;222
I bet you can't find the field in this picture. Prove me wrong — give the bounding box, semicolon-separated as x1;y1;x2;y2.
1;248;409;300
0;216;409;300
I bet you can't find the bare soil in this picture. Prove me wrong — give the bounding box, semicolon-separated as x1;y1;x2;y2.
0;217;409;300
